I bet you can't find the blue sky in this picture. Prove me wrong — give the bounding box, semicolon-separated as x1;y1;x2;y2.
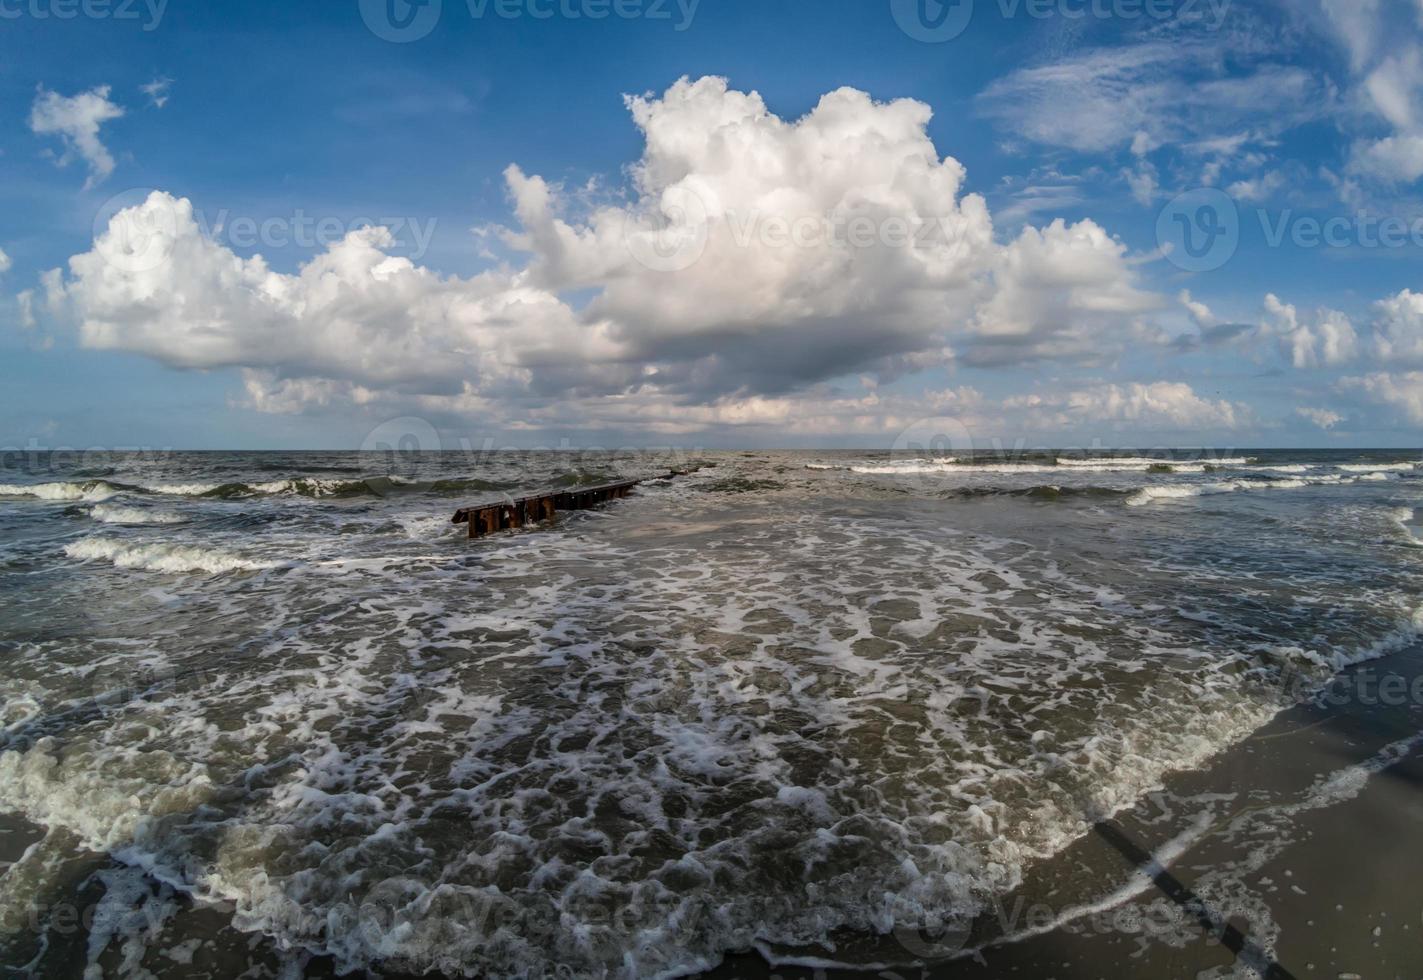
4;0;1423;449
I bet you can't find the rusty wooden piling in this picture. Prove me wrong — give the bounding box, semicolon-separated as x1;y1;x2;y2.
452;467;701;539
452;477;645;539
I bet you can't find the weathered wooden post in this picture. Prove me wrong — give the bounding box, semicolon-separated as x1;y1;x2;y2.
452;467;701;540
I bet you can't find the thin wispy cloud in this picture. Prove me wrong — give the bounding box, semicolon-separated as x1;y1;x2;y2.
140;77;172;108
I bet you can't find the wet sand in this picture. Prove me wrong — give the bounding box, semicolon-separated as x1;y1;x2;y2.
707;644;1423;979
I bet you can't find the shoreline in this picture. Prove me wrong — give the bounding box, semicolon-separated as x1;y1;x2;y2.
702;644;1423;979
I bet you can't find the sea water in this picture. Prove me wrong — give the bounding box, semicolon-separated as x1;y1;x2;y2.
0;448;1419;976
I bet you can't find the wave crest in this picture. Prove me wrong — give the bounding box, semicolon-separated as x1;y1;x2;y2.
64;537;274;574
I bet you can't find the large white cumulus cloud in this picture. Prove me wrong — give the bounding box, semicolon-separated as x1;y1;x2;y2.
50;76;1160;431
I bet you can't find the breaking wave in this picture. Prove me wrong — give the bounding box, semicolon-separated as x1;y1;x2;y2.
89;504;186;525
63;537;275;574
0;480;125;501
1126;471;1404;506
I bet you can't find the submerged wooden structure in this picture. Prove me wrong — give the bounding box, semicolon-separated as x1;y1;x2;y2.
452;468;699;539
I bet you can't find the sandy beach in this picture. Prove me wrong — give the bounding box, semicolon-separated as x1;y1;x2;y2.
709;645;1423;979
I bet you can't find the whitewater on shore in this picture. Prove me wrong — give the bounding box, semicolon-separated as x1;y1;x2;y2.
0;448;1419;977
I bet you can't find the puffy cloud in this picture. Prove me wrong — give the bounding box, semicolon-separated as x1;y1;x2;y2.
1005;382;1249;431
0;248;10;274
1337;371;1423;424
967;219;1160;366
61;195;610;397
29;86;125;188
1262;294;1359;368
47;77;1161;431
1352;133;1423;182
1371;288;1423;363
1296;406;1344;429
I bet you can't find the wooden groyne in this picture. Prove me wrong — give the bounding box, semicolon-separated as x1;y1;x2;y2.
452;468;699;539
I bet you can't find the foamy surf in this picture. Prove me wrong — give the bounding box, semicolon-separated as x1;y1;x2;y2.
1054;455;1249;469
1338;462;1418;472
1390;506;1421;546
1;447;1420;978
90;504;186;524
0;480;122;501
63;537;274;574
1125;471;1403;506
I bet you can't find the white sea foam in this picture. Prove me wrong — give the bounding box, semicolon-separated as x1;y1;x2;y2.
0;481;120;501
845;459;960;474
64;537;274;574
250;478;351;495
850;457;1243;476
1125;481;1234;505
854;462;1197;475
1389;506;1421;546
3;454;1420;978
141;482;225;496
1126;472;1394;506
90;504;186;525
1055;456;1248;469
1338;462;1417;472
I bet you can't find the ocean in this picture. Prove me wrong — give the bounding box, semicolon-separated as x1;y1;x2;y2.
0;447;1419;977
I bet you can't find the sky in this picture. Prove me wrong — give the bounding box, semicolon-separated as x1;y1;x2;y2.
4;0;1423;451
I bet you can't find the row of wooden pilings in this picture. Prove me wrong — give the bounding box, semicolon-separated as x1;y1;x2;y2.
451;469;699;539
